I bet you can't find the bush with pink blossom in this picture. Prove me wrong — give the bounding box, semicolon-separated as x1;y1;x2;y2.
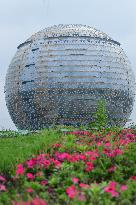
0;128;136;204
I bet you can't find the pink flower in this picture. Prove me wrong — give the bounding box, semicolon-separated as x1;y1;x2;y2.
26;158;36;168
111;191;119;197
130;176;136;180
79;154;86;161
104;181;119;197
43;159;51;168
69;131;90;136
27;188;33;193
27;173;35;180
89;156;96;161
52;143;62;148
85;162;94;172
31;198;47;205
108;166;116;173
97;142;103;146
69;154;80;162
13;198;47;205
72;177;79;184
103;148;123;158
109;181;117;188
78;192;86;201
115;149;124;155
120;185;127;191
119;139;128;145
85;151;99;158
36;171;44;177
16;164;24;175
105;142;111;147
0;175;6;182
55;152;71;161
51;159;62;168
79;183;90;188
41;180;48;186
66;185;77;199
0;184;6;192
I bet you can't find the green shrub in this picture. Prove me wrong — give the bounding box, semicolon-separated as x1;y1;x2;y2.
89;99;108;130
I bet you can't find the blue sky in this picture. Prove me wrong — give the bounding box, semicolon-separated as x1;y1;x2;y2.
0;0;136;130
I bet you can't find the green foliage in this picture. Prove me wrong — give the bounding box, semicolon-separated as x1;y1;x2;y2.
89;99;108;130
0;130;21;138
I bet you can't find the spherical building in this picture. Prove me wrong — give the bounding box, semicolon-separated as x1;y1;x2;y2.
5;24;135;130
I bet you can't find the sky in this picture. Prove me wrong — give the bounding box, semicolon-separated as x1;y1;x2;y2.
0;0;136;130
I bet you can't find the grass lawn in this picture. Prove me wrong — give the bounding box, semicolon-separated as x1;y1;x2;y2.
0;129;62;175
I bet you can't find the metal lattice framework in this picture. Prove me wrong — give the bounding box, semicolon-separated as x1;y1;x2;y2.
5;24;135;130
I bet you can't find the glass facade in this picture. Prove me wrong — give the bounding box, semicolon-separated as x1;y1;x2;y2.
5;24;135;130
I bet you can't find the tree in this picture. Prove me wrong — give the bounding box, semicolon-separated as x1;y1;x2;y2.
89;99;108;130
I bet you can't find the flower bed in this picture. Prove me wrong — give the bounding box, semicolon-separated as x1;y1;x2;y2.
0;128;136;204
